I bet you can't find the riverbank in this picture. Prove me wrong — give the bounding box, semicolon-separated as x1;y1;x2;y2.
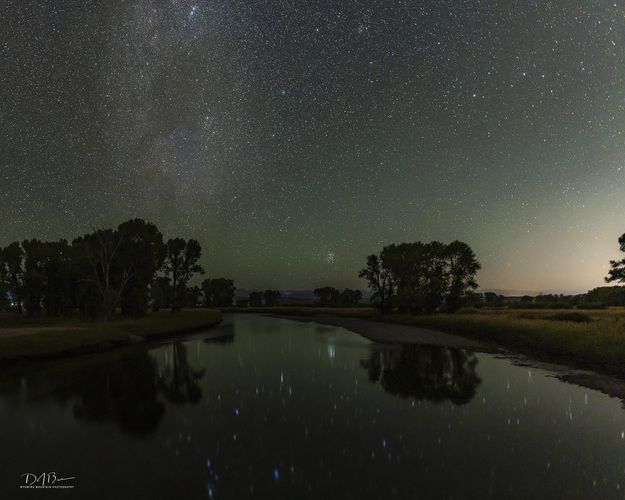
0;309;222;362
223;306;625;377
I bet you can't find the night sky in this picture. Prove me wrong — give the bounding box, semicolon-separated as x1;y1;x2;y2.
1;0;624;293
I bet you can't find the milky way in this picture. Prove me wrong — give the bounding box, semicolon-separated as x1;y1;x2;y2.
1;0;625;292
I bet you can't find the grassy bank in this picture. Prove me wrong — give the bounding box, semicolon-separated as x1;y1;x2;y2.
225;306;625;376
0;309;222;361
380;309;625;375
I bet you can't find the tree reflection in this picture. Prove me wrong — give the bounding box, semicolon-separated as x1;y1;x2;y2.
64;352;166;436
361;344;481;405
0;341;207;436
157;342;205;405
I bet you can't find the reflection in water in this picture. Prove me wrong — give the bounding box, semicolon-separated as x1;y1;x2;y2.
61;352;165;436
3;315;625;499
361;344;481;405
203;323;235;344
0;341;207;436
158;342;205;405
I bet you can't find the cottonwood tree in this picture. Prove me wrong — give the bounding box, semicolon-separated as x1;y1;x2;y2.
117;219;166;317
201;278;236;307
164;238;205;313
248;291;263;307
606;233;625;284
360;240;480;314
339;288;363;306
73;229;135;321
263;289;281;307
358;253;394;313
0;242;25;313
314;286;340;306
444;240;481;312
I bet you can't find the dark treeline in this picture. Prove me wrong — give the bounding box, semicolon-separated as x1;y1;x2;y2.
313;287;363;307
0;219;236;320
242;290;282;307
475;286;625;310
359;240;481;314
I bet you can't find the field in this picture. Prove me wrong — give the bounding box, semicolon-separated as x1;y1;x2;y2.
225;306;625;376
0;309;223;361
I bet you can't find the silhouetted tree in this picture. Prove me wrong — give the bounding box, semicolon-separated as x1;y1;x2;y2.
150;276;172;312
41;240;76;316
117;219;166;317
380;242;448;313
72;229;135;321
339;288;363;306
358;253;393;313
0;281;8;311
314;286;340;306
164;238;205;313
361;240;480;314
201;278;236;307
606;233;625;284
263;289;281;307
586;286;625;307
483;292;503;306
185;285;203;307
444;240;481;311
21;239;47;316
0;242;25;313
248;291;263;307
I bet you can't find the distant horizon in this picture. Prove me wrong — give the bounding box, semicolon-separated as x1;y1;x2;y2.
0;219;618;297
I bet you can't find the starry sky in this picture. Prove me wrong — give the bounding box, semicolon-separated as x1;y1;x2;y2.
1;0;624;293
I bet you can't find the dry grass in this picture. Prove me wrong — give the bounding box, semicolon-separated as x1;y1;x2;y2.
0;309;222;361
378;308;625;375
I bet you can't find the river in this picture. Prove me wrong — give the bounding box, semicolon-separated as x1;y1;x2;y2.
1;314;624;499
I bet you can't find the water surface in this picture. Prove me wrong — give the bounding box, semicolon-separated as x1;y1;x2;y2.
1;314;625;499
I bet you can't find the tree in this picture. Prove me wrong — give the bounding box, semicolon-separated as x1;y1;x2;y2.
339;288;363;306
359;253;393;313
586;286;625;307
21;239;47;316
483;292;503;306
41;240;76;316
164;238;205;313
185;285;203;307
606;233;625;284
360;240;481;314
314;286;340;306
117;219;166;317
201;278;236;307
444;240;481;311
150;277;172;312
0;242;25;313
248;291;263;307
73;229;135;321
263;290;281;307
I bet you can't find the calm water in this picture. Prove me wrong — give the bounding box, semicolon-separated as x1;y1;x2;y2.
2;314;625;499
